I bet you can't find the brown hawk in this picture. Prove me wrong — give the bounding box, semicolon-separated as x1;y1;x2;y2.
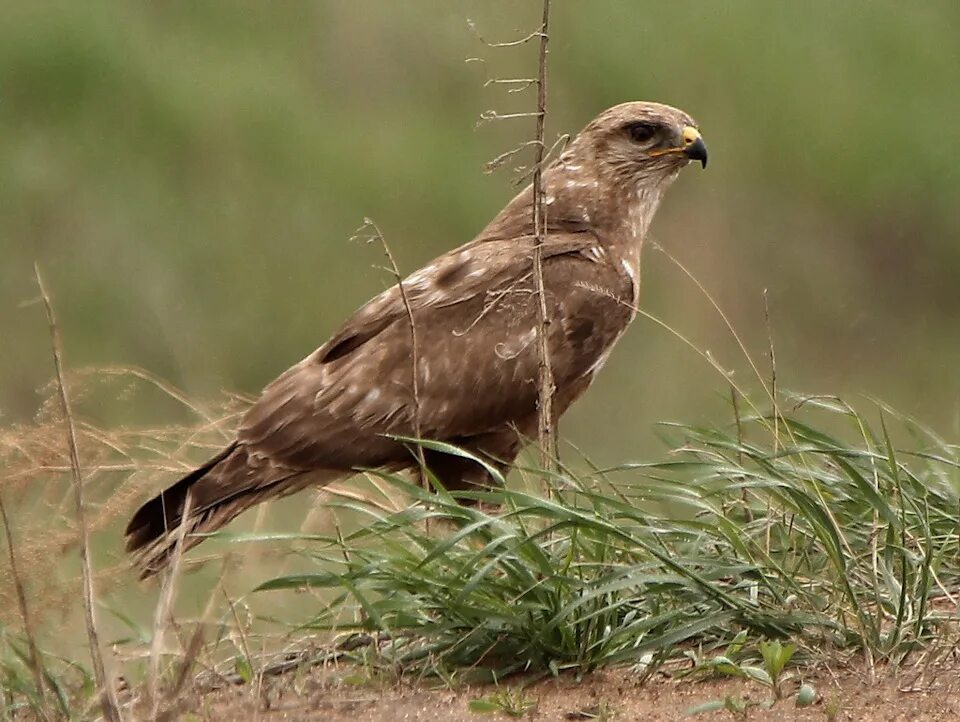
126;101;707;577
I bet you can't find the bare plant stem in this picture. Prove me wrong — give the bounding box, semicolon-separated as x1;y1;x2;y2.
763;289;779;452
730;386;753;523
34;264;122;722
148;491;193;721
220;582;254;683
364;218;426;485
730;385;743;467
155;559;236;722
0;494;50;721
531;0;557;471
763;290;777;556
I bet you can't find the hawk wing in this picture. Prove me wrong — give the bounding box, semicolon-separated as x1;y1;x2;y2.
237;232;636;473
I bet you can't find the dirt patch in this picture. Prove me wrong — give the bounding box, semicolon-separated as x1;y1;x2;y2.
188;660;960;721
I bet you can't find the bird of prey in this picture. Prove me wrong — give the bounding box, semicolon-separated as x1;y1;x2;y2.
126;101;707;577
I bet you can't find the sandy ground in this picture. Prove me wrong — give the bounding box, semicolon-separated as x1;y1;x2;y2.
186;658;960;721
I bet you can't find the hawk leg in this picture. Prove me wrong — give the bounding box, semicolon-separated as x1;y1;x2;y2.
420;421;534;495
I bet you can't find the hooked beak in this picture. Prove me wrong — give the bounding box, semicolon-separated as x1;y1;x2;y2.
681;126;708;168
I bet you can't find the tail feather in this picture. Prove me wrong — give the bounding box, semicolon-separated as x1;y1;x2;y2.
125;444;236;555
124;443;281;578
125;443;341;578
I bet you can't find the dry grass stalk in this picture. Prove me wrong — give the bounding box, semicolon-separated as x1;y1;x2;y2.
154;561;228;722
358;218;427;487
472;3;557;472
33;264;123;722
0;493;51;720
763;289;780;451
530;0;557;470
153;626;204;722
147;491;193;721
220;582;254;684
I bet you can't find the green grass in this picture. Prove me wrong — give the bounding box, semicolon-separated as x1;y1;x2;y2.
0;628;92;719
252;395;960;684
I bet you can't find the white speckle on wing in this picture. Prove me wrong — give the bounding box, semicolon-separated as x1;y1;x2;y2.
494;326;537;360
564;178;596;190
406;264;437;288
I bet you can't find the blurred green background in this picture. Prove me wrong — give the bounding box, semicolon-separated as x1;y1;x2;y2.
3;0;960;461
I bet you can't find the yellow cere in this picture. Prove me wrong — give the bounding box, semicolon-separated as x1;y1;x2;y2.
682;126;701;146
648;126;702;158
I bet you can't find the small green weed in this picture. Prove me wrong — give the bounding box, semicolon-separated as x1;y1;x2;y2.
468;686;537;717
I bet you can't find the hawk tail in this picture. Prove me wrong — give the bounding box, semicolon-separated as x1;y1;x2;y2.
125;443;263;579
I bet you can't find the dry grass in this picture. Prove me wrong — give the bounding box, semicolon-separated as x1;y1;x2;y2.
0;365;255;719
0;366;247;635
0;363;405;719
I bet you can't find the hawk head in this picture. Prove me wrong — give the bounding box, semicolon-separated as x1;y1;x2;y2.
480;100;706;242
570;101;708;183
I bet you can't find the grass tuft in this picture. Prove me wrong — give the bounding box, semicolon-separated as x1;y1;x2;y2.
253;394;960;681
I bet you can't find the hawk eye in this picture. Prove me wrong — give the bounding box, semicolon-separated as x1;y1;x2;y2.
626;122;658;143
